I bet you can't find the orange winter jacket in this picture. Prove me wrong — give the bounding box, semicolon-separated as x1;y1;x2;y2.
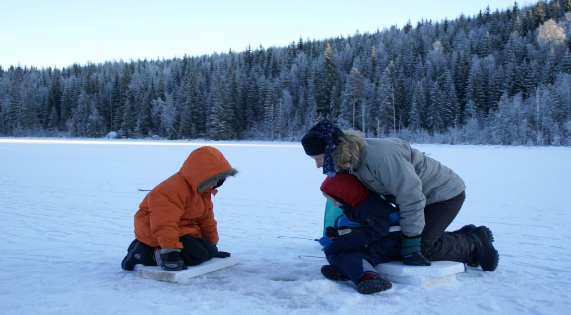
133;146;233;249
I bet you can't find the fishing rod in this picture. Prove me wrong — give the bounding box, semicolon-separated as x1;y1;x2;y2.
277;236;316;241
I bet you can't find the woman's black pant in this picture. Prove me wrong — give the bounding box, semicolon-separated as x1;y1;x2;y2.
420;191;473;263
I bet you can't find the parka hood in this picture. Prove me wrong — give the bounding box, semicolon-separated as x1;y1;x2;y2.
179;146;237;193
320;173;369;208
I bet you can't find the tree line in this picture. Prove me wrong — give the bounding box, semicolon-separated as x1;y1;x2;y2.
2;1;571;146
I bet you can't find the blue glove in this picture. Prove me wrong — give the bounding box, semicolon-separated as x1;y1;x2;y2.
316;236;335;247
400;236;431;266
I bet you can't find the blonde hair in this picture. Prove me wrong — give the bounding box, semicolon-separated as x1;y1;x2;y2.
333;129;365;171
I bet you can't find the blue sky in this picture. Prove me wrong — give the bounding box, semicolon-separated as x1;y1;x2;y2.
1;0;529;69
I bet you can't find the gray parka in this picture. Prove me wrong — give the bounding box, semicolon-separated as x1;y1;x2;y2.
348;138;466;237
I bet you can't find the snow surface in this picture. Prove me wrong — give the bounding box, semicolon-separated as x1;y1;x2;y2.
1;138;570;315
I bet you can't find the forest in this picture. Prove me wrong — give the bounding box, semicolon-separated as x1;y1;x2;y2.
2;1;571;146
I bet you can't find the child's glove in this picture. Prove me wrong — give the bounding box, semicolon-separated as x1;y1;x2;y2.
215;251;231;258
325;226;339;237
400;236;431;266
316;236;335;247
159;250;188;271
213;244;230;258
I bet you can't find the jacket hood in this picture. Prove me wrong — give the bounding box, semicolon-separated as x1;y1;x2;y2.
179;146;237;193
320;173;369;208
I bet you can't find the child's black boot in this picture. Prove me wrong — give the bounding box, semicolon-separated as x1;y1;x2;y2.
121;239;156;271
356;272;392;294
321;265;349;281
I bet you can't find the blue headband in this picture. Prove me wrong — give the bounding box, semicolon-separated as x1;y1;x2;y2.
317;120;337;177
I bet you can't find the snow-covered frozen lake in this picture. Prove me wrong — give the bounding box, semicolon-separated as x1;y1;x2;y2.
1;138;570;314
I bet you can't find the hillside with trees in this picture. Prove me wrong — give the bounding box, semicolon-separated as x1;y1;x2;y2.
1;1;571;146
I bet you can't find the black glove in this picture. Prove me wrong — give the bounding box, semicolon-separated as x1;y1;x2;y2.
160;251;187;271
215;251;231;258
400;236;431;266
401;252;432;266
325;226;339;237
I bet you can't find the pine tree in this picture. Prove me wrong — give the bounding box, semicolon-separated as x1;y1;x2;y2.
60;79;78;132
19;78;41;135
378;63;397;136
178;75;195;139
344;68;365;129
137;91;153;137
245;74;260;129
515;59;529;97
208;74;232;140
9;80;23;135
157;73;166;102
513;15;522;37
550;0;562;19
561;49;571;73
441;70;459;128
536;1;546;27
409;80;425;131
542;48;557;84
111;73;124;132
305;77;319;126
263;82;277;140
228;69;243;138
314;43;339;117
522;9;535;35
489;94;511;145
329;84;341;123
48;70;62;129
413;23;426;60
427;81;444;134
297;37;304;52
194;73;209;137
404;20;413;33
371;45;378;83
454;49;470;106
463;100;481;143
489;65;506;111
70;89;97;137
156;93;178;139
466;58;486;114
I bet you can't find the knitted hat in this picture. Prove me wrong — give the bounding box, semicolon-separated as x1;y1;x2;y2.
301;120;344;156
301;119;344;177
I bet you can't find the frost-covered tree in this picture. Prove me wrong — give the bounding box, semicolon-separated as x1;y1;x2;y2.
2;1;571;145
537;19;567;47
343;68;365;129
314;43;339;117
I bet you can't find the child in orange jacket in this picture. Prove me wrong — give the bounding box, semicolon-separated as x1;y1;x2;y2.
121;146;237;271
